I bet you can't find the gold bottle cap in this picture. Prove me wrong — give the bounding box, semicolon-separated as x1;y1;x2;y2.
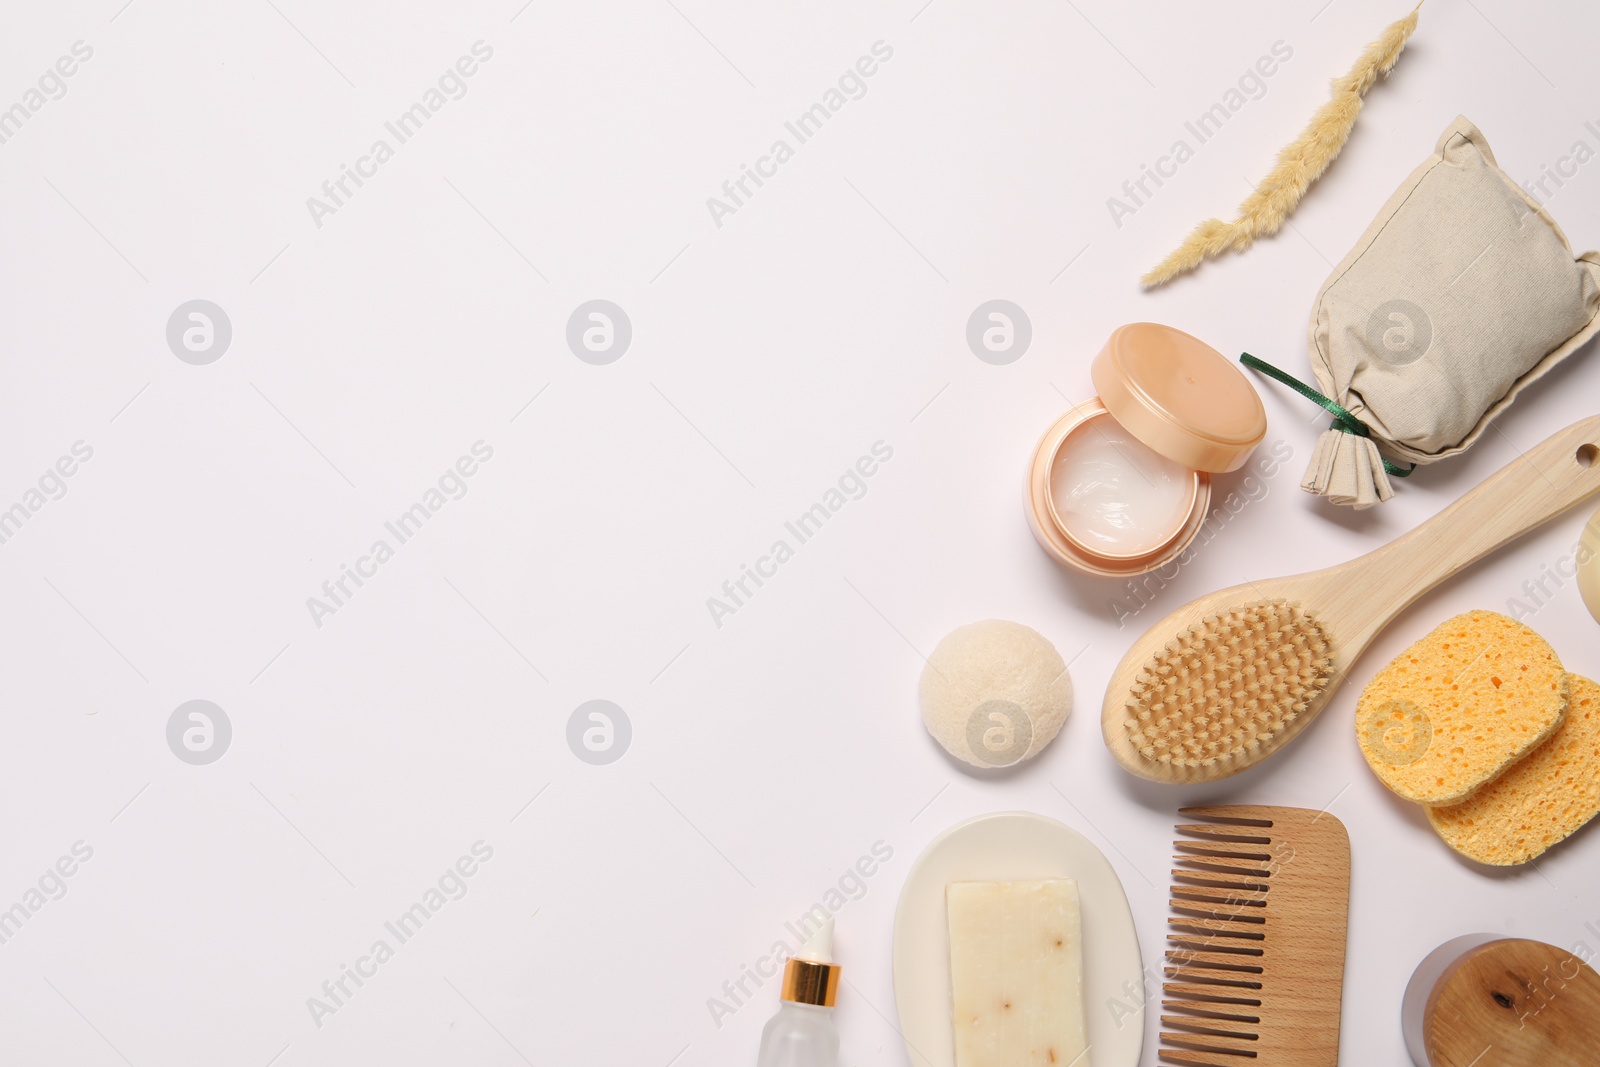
780;957;840;1007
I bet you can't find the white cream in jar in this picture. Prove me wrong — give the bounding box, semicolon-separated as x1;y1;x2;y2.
1047;416;1196;558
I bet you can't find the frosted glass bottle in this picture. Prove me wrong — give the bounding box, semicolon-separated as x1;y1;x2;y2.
756;918;840;1067
756;1002;838;1067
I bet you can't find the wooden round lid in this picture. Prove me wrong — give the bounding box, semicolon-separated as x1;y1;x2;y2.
1424;938;1600;1067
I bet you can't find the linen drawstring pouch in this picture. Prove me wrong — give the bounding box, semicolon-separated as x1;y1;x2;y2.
1285;116;1600;508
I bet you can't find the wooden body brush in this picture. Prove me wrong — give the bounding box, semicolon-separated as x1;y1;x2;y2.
1104;416;1600;784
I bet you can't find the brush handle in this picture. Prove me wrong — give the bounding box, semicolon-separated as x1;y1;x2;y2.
1356;416;1600;624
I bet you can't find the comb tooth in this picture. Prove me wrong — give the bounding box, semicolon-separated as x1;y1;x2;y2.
1172;871;1270;893
1169;918;1266;940
1167;934;1264;956
1161;999;1262;1023
1166;949;1264;974
1171;857;1267;883
1158;1049;1258;1067
1175;840;1272;862
1174;853;1273;878
1173;872;1270;892
1170;899;1267;923
1160;1029;1260;1051
1163;968;1263;989
1174;823;1272;845
1175;871;1272;890
1176;836;1271;857
1161;981;1262;1005
1171;886;1268;907
1159;1031;1261;1058
1161;1013;1260;1038
1180;806;1277;827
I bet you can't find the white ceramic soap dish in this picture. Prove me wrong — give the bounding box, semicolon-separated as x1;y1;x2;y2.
891;811;1145;1067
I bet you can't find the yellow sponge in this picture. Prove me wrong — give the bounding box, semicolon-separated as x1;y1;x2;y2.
1355;610;1567;805
1427;674;1600;865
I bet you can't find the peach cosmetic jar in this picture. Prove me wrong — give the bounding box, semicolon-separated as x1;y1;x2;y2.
1026;323;1266;577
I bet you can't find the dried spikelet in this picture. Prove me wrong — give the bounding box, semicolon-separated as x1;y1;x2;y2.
1141;3;1423;288
1125;601;1333;769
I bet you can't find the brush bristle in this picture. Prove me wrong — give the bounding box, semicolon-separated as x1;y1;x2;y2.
1125;600;1333;770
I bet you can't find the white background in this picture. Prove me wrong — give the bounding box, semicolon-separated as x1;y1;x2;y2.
2;1;1598;1064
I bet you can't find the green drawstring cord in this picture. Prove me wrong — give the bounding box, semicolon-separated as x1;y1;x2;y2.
1239;353;1414;478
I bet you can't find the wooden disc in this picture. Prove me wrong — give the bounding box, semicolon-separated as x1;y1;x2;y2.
1424;938;1600;1067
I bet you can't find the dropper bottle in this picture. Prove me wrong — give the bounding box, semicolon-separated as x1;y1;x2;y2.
756;918;841;1067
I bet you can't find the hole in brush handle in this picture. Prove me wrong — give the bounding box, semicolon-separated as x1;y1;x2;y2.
1578;443;1598;468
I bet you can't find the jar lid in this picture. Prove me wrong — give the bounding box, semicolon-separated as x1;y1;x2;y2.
1415;938;1600;1067
1090;323;1266;474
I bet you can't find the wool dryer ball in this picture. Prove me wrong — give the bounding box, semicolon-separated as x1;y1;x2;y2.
920;620;1074;768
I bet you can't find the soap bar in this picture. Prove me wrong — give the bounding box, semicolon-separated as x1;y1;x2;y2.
946;879;1087;1067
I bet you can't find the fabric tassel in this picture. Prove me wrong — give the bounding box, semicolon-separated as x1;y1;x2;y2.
1301;428;1395;510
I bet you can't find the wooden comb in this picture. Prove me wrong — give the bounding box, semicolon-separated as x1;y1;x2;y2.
1161;805;1351;1066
